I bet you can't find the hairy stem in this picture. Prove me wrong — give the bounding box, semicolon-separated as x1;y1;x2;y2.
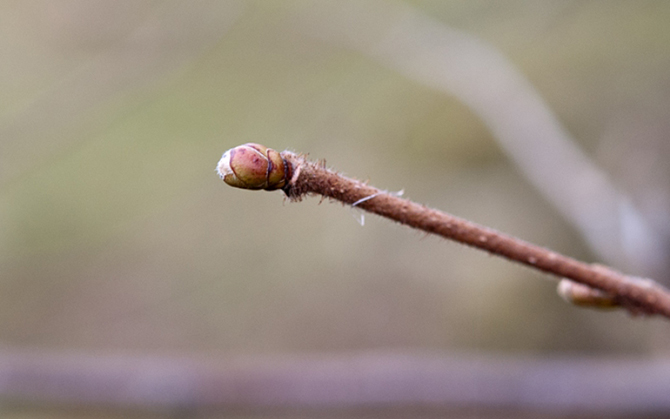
279;151;670;319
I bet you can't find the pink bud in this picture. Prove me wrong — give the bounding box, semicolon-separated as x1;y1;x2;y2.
217;143;289;190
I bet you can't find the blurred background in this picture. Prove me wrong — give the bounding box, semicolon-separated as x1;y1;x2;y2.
1;1;670;418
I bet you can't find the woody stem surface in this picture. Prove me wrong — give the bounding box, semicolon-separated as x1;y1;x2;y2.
281;151;670;319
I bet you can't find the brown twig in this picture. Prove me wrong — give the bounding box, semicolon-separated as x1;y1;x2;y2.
217;144;670;318
282;152;670;318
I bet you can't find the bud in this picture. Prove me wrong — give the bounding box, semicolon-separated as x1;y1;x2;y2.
216;143;289;190
557;279;619;309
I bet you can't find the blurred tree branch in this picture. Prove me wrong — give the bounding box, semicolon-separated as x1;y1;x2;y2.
291;0;670;280
1;348;669;414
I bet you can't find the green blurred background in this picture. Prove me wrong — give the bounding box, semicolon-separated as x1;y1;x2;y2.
1;1;670;417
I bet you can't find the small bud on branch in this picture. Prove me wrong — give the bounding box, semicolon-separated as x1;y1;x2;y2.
557;279;619;309
217;144;670;319
217;143;291;190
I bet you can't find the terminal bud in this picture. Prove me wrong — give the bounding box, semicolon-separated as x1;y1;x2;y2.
217;143;289;190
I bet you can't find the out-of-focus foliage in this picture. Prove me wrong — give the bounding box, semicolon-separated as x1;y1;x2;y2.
1;1;670;417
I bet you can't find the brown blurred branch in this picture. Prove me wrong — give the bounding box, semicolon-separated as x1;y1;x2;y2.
278;151;670;319
1;349;670;413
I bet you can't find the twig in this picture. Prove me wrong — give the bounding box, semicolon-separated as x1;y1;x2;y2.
217;144;670;319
